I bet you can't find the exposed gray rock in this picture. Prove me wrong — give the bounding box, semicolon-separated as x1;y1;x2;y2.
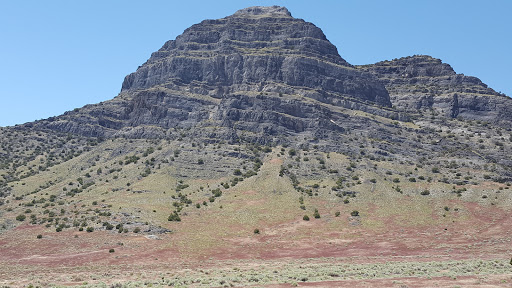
26;6;392;141
359;55;512;125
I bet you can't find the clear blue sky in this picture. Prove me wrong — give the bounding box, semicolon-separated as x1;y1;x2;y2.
1;0;510;127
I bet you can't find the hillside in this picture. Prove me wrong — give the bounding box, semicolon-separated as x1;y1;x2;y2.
1;6;512;287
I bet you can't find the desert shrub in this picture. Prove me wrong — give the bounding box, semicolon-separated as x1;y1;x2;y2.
124;155;140;165
168;212;181;222
253;228;260;234
393;178;400;183
432;167;440;173
350;210;359;217
86;226;94;232
409;177;416;182
335;211;340;217
36;234;42;239
233;169;242;176
109;248;115;253
16;214;26;221
133;227;141;233
303;215;310;221
420;190;430;195
313;209;320;219
197;159;204;165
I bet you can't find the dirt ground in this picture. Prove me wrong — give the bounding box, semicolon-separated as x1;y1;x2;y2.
1;199;512;287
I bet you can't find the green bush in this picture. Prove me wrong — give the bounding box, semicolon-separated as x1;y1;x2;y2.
335;211;340;217
420;190;430;195
313;209;320;219
109;248;115;253
168;212;181;222
303;215;310;221
86;226;94;232
36;234;42;239
350;210;359;217
16;214;26;221
253;228;260;234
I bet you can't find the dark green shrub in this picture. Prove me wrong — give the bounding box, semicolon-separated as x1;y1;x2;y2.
168;212;181;222
37;234;42;239
350;210;359;217
303;215;310;221
253;228;260;234
86;227;94;232
335;211;340;217
109;248;115;253
313;209;320;219
16;214;26;221
420;190;430;195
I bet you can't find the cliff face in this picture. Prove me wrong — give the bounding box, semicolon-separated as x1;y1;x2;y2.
24;7;511;144
121;6;390;106
27;6;394;141
359;55;512;124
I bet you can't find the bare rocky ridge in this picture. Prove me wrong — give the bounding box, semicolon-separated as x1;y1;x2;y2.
16;7;512;160
26;6;395;141
358;55;512;124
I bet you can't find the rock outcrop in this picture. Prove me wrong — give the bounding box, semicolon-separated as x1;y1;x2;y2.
23;7;511;145
359;55;512;124
26;6;394;142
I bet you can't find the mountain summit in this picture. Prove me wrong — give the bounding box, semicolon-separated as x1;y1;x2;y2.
121;5;389;105
24;6;510;148
26;6;396;142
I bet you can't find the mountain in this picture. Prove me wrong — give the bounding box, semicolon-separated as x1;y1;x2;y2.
2;6;512;287
26;6;398;143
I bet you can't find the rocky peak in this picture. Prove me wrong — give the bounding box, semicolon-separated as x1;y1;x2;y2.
369;55;456;78
27;6;400;139
121;6;390;106
359;55;512;124
232;6;292;18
